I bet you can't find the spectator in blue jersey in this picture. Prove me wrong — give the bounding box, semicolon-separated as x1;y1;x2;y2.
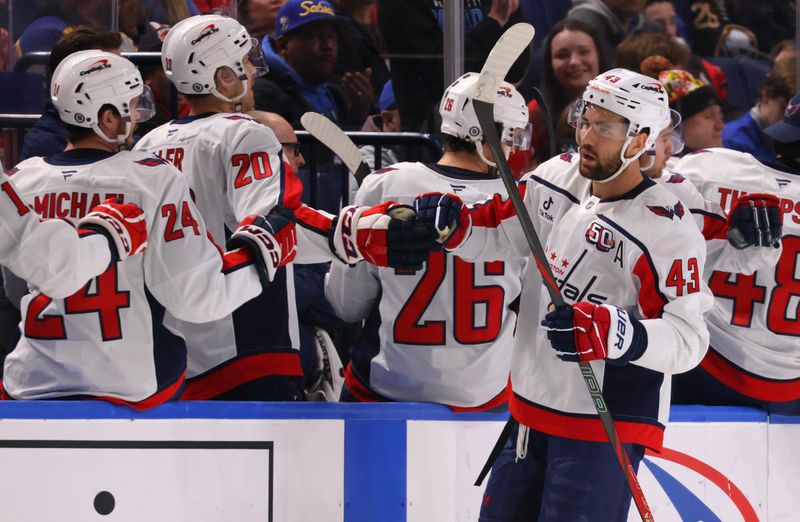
20;26;122;161
377;0;529;133
253;0;370;128
722;57;796;164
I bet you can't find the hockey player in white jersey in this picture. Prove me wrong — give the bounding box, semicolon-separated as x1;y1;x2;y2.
0;162;147;299
135;15;434;401
414;70;714;520
2;50;300;410
638;108;783;275
325;73;529;410
669;91;800;414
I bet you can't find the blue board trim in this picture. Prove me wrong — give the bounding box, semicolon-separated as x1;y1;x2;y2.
0;401;777;422
345;419;406;520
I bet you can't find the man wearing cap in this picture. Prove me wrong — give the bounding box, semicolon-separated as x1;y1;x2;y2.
722;57;796;164
670;93;797;414
253;0;371;128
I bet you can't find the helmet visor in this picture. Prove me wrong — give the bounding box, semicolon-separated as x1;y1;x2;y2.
570;101;630;143
511;122;533;151
130;85;156;123
665;109;684;155
245;38;268;79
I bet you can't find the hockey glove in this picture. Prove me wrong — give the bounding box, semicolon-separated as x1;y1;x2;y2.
541;302;647;366
727;193;782;249
413;192;471;249
227;207;297;287
78;198;147;262
329;202;436;270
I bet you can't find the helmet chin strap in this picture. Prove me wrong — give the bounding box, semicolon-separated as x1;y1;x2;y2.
92;121;131;147
595;137;646;184
474;134;511;170
211;76;249;113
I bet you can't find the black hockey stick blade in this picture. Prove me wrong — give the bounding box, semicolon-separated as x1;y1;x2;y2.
471;24;654;522
474;417;517;486
300;112;372;185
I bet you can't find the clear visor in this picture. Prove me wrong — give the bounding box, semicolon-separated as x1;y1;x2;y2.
245;38;268;79
502;122;532;151
665;109;684;155
130;85;156;123
569;100;630;142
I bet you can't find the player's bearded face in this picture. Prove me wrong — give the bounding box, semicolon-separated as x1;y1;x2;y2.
575;106;628;181
577;141;624;181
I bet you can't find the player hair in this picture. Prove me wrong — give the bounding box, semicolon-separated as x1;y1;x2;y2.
63;104;121;143
442;134;478;154
442;122;504;154
48;26;122;78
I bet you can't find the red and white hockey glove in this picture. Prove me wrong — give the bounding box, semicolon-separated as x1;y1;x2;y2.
329;202;436;270
413;192;471;250
78;198;147;262
541;302;647;366
227;206;297;287
727;193;783;249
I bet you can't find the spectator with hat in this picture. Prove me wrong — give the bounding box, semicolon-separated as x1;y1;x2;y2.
642;56;724;153
253;0;370;128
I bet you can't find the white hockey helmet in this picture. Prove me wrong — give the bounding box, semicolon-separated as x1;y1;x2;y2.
574;68;672;182
51;50;156;145
161;14;266;104
440;72;529;151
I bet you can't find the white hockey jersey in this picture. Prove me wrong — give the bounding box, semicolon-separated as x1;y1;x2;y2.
135;112;335;399
0;166;111;298
673;148;800;401
326;163;527;409
2;149;262;409
655;170;781;274
456;152;713;450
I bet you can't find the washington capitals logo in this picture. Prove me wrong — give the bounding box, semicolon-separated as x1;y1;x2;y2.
647;201;685;220
666;173;686;184
786;102;800;118
373;167;397;175
135;157;169;167
79;59;111;76
559;152;574;162
5;166;19;177
497;86;513;98
191;24;219;45
639;82;665;94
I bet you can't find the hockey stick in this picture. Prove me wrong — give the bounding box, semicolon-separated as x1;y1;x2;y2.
471;23;654;522
300;112;372;186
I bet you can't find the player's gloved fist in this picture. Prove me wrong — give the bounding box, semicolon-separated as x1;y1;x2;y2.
541;302;647;366
413;192;471;250
227;206;297;287
78;198;147;262
329;202;436;270
727;193;783;249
